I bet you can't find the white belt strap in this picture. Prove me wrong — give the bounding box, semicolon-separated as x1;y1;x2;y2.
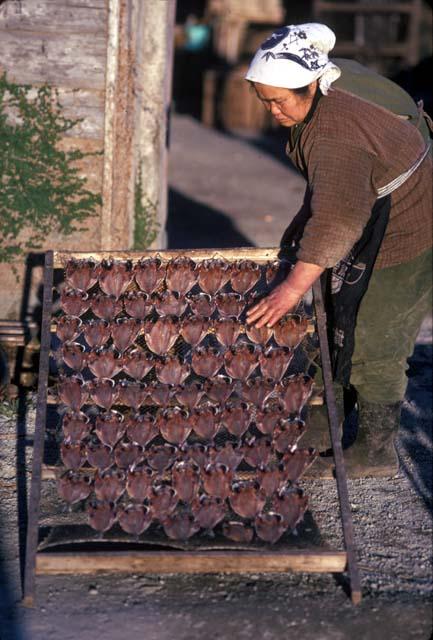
377;140;431;199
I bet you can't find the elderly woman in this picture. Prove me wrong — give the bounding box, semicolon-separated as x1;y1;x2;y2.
246;24;432;477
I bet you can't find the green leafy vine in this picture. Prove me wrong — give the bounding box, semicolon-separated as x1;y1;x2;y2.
0;73;101;264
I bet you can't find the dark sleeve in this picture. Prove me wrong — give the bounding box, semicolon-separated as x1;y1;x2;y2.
297;139;378;268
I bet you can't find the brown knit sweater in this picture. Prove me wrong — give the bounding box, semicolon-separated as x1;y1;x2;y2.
285;87;432;269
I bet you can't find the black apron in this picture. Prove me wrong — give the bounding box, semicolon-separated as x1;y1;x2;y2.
321;195;391;386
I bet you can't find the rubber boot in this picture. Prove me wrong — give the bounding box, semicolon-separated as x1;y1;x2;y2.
342;398;401;478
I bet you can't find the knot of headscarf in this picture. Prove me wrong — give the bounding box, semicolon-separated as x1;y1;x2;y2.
245;23;341;95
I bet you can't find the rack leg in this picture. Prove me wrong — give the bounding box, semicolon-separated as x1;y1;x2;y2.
22;251;54;606
312;280;362;605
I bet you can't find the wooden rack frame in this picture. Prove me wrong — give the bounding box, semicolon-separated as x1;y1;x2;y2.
23;249;361;606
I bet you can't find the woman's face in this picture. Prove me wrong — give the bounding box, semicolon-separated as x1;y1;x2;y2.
253;81;317;127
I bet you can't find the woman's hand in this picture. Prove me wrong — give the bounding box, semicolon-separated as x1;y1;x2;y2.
246;260;325;328
246;281;302;328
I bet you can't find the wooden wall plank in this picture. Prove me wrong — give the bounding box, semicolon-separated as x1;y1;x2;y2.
0;1;107;34
0;31;106;90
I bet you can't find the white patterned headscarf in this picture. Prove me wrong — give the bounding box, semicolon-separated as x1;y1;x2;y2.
245;23;341;95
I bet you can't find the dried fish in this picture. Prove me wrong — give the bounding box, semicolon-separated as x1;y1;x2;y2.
240;378;274;408
258;347;293;381
144;317;179;356
57;375;89;411
61;412;91;443
98;259;133;298
255;401;286;435
209;442;243;471
149;485;178;519
191;347;223;378
155;356;190;386
123;291;152;319
230;260;260;294
213;318;242;347
158;407;192;445
114;438;144;469
126;465;155;501
187;293;215;317
148;383;173;407
87;500;117;533
94;468;126;502
118;504;153;536
191;495;226;531
204;375;233;405
90;294;122;321
220;401;252;438
122;349;154;380
215;292;244;319
191;403;220;441
125;413;158;447
116;380;149;411
60;440;86;470
88;378;118;411
60;289;90;317
254;512;287;544
272;420;306;454
55;316;82;343
87;347;122;379
165;257;197;295
85;438;113;471
201;463;233;499
153;291;188;317
224;344;259;380
242;436;272;468
197;259;231;295
277;375;314;416
94;409;126;447
229;481;266;520
110;318;141;353
257;463;285;497
175;382;205;410
146;444;177;474
65;258;100;292
61;342;86;372
82;319;111;349
57;470;92;504
172;461;200;502
134;257;166;294
271;487;308;530
245;323;273;346
183;442;208;469
273;315;309;349
179;316;210;347
161;512;199;541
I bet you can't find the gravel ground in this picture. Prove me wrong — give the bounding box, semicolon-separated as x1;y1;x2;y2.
0;115;431;640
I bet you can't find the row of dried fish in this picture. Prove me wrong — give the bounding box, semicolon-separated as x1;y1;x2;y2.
83;484;307;543
64;257;282;297
59;458;313;504
56;314;309;350
61;417;307;468
60;430;316;473
59;466;308;542
57;374;313;415
58;344;298;384
59;290;263;321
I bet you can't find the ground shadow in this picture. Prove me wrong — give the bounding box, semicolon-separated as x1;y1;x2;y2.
399;342;433;512
167;187;254;249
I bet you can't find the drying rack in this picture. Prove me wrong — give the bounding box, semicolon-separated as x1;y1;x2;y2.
23;248;361;606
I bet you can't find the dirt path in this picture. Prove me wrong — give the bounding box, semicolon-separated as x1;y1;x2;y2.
0;115;431;640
